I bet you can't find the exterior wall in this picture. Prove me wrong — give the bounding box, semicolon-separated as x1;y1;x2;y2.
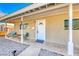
73;11;79;48
23;11;79;48
3;4;79;48
45;13;68;45
10;20;21;35
23;20;36;40
22;4;79;48
24;13;68;46
11;19;36;40
14;23;21;34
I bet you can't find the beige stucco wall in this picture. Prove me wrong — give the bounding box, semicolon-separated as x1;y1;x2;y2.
23;11;79;48
45;13;68;45
23;13;69;46
23;4;79;48
11;20;21;34
23;20;36;40
73;12;79;48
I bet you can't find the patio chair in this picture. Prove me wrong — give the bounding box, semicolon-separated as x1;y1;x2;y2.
23;32;29;40
7;31;17;37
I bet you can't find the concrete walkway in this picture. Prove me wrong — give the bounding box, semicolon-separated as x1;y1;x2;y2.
18;42;44;56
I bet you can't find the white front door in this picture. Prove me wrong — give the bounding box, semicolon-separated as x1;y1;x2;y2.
36;20;45;43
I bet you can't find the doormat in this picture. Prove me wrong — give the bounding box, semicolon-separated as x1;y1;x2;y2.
36;40;44;43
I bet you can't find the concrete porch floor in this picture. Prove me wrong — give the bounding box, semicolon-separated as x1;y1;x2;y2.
18;39;79;56
0;37;79;56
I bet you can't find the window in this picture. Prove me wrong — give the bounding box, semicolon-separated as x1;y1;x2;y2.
20;23;29;29
0;22;5;31
64;19;79;30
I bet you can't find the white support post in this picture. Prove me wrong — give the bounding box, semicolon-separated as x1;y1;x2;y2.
68;3;74;56
5;21;7;39
21;16;24;43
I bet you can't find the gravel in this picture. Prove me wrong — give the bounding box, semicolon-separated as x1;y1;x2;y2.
38;49;64;56
0;38;29;56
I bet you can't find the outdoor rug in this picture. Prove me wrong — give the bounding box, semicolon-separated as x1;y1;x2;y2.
38;49;64;56
0;38;29;56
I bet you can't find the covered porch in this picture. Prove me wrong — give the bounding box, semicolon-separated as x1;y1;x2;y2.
0;3;79;56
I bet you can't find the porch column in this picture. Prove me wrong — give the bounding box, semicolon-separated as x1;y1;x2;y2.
5;21;7;39
68;3;74;56
21;16;24;43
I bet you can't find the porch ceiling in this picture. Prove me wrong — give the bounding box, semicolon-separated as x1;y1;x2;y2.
0;3;48;21
1;4;78;23
23;6;69;20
